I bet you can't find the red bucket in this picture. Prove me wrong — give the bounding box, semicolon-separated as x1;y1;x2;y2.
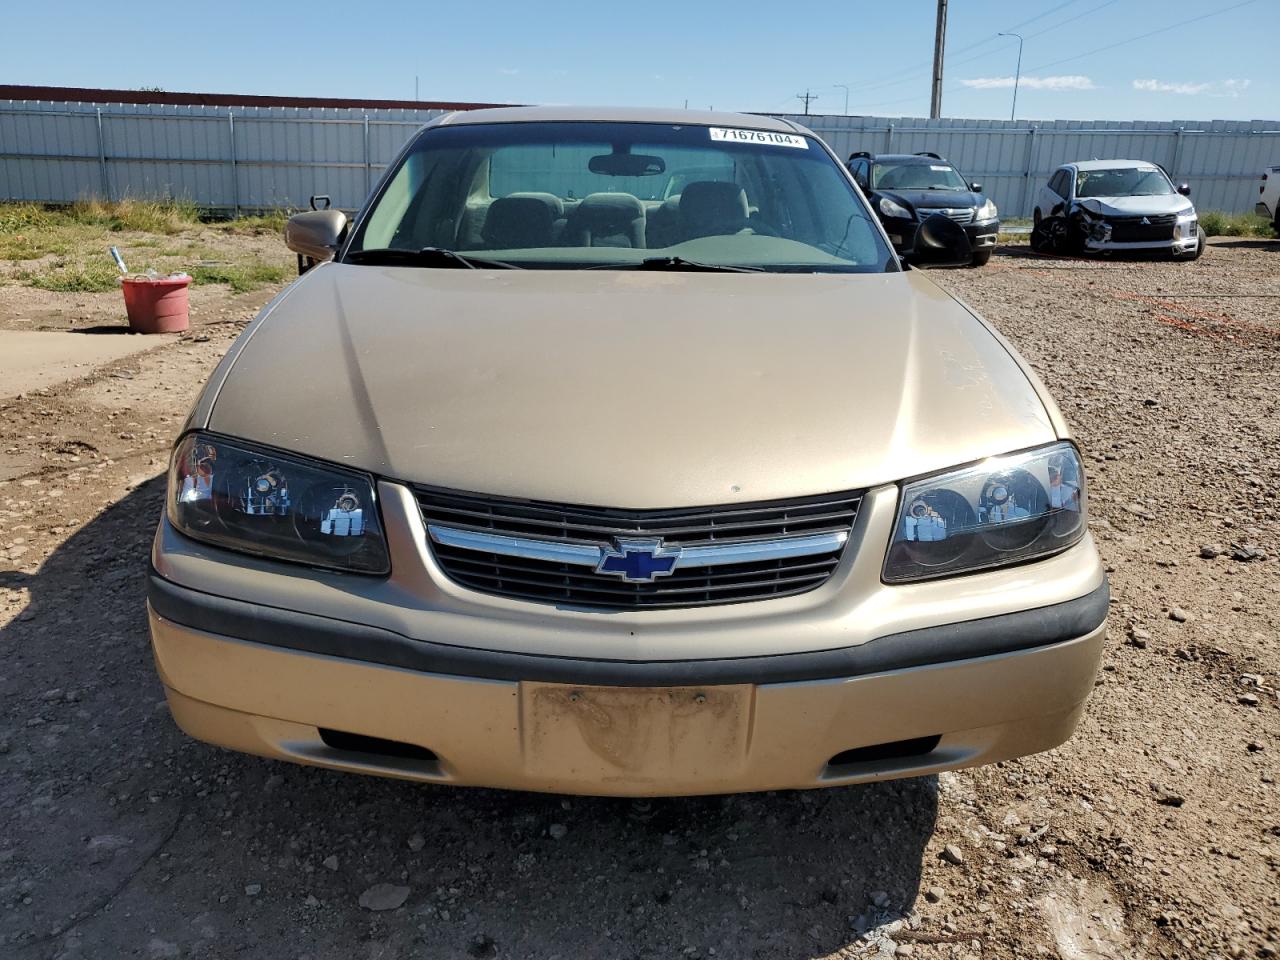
121;275;191;334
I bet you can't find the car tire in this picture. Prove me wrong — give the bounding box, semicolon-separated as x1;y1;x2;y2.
969;249;993;267
1031;216;1062;253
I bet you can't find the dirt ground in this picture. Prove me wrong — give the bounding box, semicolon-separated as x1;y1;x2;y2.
0;239;1277;960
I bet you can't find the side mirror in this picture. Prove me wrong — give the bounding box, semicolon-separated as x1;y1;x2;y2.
970;182;983;193
910;214;973;268
285;210;348;265
1176;183;1191;196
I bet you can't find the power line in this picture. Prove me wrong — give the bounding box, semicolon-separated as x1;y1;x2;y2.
830;0;1084;98
795;89;819;114
831;0;1120;111
1018;0;1118;43
999;0;1087;33
939;0;1119;75
1026;0;1261;71
809;0;1248;118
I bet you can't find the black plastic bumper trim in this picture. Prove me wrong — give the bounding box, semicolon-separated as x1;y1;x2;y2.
147;570;1108;687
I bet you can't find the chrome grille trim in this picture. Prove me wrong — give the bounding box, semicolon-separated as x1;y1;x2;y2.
428;525;848;570
416;487;862;610
428;525;601;566
917;207;974;224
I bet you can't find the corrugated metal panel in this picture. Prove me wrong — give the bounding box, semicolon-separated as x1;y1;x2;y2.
2;100;1277;216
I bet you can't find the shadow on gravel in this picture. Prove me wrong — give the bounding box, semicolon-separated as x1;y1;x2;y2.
1205;238;1279;250
2;479;938;959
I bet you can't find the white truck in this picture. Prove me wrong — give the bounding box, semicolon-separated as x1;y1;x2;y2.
1256;163;1280;235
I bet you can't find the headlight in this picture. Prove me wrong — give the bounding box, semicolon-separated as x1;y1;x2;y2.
1176;209;1197;221
884;442;1087;583
879;197;912;219
976;199;998;220
168;433;390;574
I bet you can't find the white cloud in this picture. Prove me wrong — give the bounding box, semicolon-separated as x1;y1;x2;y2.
960;74;1096;91
1133;79;1209;94
498;67;520;76
1133;78;1250;97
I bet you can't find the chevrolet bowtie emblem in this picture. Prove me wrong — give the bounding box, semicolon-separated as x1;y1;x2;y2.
596;538;681;582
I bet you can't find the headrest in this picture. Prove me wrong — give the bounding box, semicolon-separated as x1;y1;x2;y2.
482;196;555;248
505;191;565;218
576;192;645;226
679;181;748;225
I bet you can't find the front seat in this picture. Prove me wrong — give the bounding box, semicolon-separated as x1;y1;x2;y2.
679;181;749;240
506;192;567;240
571;193;646;248
481;196;557;249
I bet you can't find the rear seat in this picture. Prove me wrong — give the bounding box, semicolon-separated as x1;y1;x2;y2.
464;182;752;251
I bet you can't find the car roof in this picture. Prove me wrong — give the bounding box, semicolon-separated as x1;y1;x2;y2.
1065;159;1162;172
432;105;804;134
861;153;953;164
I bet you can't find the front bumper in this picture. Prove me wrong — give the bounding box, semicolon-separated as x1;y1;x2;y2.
150;588;1105;797
149;481;1108;796
883;217;1000;256
1082;235;1199;253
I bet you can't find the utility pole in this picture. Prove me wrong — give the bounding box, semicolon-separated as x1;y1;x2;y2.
998;32;1024;121
796;89;819;115
930;0;948;119
414;75;419;101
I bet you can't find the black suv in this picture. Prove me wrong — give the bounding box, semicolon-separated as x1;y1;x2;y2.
846;152;999;266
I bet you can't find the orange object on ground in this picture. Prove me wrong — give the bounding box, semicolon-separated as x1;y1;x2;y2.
121;275;191;334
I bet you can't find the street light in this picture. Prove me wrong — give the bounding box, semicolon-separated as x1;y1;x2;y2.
834;83;850;115
997;31;1024;122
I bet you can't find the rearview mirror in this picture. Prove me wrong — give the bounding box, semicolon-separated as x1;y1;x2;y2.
588;153;666;177
285;210;348;265
910;214;973;268
970;182;983;193
1176;182;1191;196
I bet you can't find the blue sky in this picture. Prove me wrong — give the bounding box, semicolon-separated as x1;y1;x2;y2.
8;0;1273;121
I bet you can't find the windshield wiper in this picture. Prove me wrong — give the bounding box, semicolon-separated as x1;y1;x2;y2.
594;256;763;273
345;247;522;269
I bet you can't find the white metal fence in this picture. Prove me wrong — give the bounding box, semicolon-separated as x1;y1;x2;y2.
2;99;1278;218
796;114;1280;218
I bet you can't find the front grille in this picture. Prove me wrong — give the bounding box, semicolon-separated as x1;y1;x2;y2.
1104;213;1176;242
917;207;974;224
417;487;862;610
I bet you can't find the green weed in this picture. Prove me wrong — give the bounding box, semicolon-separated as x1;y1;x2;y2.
188;262;289;293
1197;210;1275;238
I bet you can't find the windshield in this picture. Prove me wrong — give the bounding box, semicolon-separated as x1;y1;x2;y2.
872;160;968;192
347;121;893;272
1076;166;1174;198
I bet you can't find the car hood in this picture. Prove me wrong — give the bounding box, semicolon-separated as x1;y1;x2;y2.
1077;194;1193;217
882;189;983;212
207;264;1056;508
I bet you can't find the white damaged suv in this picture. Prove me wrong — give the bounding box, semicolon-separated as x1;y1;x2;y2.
1033;159;1203;259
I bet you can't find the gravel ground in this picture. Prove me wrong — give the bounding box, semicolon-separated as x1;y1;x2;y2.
1;240;1277;959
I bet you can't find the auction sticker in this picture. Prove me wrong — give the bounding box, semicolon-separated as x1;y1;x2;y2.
709;127;808;148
